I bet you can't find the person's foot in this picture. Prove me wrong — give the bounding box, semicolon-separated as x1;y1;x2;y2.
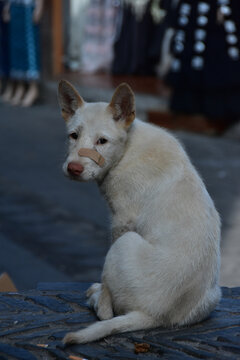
21;82;39;107
11;83;25;105
2;83;15;102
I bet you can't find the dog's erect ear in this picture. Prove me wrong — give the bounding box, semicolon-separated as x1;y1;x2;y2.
108;83;135;128
58;80;84;121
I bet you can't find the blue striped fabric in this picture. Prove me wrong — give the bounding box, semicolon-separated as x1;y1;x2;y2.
9;0;40;80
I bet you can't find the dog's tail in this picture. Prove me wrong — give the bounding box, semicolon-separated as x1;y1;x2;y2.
63;311;156;344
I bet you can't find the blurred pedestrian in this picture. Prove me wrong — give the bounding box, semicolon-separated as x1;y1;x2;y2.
2;0;43;107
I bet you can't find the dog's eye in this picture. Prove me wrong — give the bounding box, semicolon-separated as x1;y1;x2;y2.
69;132;78;140
97;138;108;145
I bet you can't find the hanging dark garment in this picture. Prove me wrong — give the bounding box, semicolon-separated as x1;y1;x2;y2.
0;0;9;78
112;1;165;75
164;0;240;120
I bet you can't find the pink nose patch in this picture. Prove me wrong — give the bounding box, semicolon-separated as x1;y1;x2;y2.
67;162;84;176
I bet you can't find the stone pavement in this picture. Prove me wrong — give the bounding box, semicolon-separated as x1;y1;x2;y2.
0;178;107;286
0;84;240;290
0;283;239;359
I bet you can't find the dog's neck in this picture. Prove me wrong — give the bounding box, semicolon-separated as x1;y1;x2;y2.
97;122;135;200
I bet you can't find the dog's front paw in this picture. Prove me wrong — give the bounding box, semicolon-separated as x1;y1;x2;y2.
86;283;102;298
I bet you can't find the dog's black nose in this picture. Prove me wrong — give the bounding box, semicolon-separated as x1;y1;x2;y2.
67;162;84;177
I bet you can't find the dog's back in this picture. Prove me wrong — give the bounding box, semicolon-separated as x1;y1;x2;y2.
101;119;221;323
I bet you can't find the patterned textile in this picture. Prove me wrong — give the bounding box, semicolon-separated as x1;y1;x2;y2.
80;0;120;73
9;0;40;80
0;0;9;77
164;0;240;119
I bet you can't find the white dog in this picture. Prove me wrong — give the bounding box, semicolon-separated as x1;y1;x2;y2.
58;80;221;344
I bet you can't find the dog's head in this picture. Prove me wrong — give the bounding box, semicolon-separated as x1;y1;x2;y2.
58;80;135;182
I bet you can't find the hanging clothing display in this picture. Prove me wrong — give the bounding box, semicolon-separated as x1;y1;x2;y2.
67;0;166;75
164;0;240;120
80;0;120;74
9;0;40;81
0;0;9;78
112;0;166;75
68;0;90;71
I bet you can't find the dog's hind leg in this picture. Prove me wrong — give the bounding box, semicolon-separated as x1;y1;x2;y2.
87;283;113;320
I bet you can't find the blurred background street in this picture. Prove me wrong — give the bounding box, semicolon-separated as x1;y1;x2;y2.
0;0;240;291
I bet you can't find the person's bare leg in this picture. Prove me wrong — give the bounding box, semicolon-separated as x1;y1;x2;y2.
21;81;39;107
11;81;25;105
2;80;15;102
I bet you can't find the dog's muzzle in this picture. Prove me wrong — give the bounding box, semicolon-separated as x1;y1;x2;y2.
78;148;105;167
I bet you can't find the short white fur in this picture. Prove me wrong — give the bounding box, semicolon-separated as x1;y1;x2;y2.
58;80;221;345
